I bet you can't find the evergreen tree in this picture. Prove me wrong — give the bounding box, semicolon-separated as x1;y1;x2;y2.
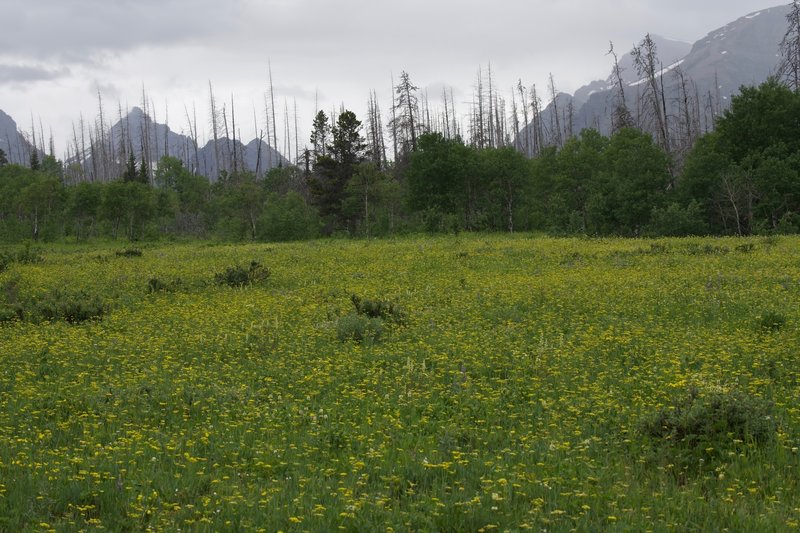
122;152;138;182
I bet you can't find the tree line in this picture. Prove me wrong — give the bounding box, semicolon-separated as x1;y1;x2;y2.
2;3;800;242
0;75;799;242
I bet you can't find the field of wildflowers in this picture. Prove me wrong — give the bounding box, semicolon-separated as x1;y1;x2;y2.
1;234;799;531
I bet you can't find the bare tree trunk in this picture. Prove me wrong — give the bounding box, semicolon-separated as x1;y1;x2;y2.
548;74;562;148
269;61;279;161
209;81;220;181
390;74;398;163
518;81;531;156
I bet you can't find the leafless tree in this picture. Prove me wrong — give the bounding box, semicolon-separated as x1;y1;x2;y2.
779;0;800;92
631;34;671;158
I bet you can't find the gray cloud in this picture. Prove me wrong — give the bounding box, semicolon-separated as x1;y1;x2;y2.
0;0;785;156
0;64;70;85
1;0;244;62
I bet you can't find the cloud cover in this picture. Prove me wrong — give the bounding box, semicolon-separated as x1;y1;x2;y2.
0;0;785;155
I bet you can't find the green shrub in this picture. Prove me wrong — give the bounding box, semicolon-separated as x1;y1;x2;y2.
350;294;406;324
147;277;183;293
214;261;270;287
0;304;21;323
32;290;106;324
336;313;383;343
757;311;787;333
646;201;709;237
639;387;777;471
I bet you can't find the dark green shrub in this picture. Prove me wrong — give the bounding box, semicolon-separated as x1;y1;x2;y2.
735;243;756;253
757;311;787;332
0;304;21;323
639;387;777;471
646;201;709;237
1;243;44;266
214;261;270;287
336;313;383;343
33;290;106;324
350;294;406;324
147;277;183;293
148;278;168;293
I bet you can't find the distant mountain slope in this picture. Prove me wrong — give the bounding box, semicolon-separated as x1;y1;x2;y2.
83;106;288;181
522;5;789;146
0;109;40;166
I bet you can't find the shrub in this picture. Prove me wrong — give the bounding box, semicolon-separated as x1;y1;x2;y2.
639;387;777;471
257;192;321;242
757;311;787;333
31;290;106;324
350;294;406;324
0;304;21;323
646;201;709;237
214;260;270;287
147;277;182;293
336;313;383;343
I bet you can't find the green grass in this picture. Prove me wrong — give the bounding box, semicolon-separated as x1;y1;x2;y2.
0;234;799;530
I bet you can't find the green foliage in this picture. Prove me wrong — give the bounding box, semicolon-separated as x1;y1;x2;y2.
681;79;800;234
405;133;477;224
214;260;270;287
336;312;383;343
646;201;709;236
147;277;182;293
33;289;106;323
0;242;45;269
350;294;406;324
756;310;787;332
257;192;320;242
639;387;777;472
308;110;367;226
2;283;105;324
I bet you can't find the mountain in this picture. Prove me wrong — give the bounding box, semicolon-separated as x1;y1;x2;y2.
102;106;289;182
196;136;290;179
520;5;789;147
0;109;41;166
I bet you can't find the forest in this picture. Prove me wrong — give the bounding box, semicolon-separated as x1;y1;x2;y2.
2;5;800;243
1;76;799;242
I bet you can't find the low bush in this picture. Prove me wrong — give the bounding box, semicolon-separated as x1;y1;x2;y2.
350;294;406;324
147;277;183;293
33;290;107;324
336;313;383;344
639;386;777;472
214;261;270;287
756;310;787;333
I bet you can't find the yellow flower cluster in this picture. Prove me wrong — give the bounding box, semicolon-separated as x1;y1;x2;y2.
0;235;798;530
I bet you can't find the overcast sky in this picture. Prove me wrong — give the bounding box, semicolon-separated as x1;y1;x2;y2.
0;0;786;158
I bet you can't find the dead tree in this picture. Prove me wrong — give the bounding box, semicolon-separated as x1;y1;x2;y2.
779;0;800;92
631;34;671;157
608;42;633;132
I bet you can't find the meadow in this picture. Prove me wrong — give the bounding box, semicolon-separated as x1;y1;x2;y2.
0;234;799;531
